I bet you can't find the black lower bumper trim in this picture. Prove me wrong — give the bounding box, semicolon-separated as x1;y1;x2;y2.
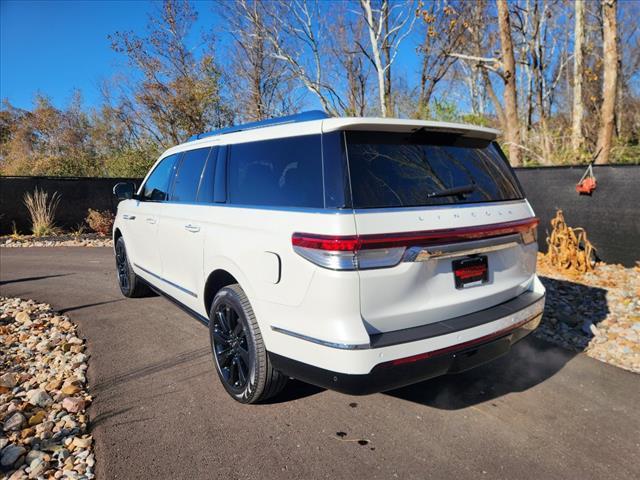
269;314;541;395
369;290;544;348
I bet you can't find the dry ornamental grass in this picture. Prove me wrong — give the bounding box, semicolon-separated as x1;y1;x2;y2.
22;189;61;238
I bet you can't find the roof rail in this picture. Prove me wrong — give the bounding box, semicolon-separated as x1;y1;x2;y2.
188;110;330;141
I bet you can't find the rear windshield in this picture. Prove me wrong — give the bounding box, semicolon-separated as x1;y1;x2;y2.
345;131;523;209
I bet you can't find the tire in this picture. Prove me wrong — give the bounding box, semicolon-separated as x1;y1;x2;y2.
209;284;287;403
114;236;152;298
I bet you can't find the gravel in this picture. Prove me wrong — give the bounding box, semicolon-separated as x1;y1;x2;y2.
0;298;94;479
536;255;640;373
0;235;112;248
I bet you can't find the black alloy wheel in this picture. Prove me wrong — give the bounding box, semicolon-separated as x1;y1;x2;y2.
209;284;287;403
211;302;250;392
114;236;152;298
115;239;130;292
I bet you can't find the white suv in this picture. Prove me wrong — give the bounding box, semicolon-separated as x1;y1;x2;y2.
113;111;545;404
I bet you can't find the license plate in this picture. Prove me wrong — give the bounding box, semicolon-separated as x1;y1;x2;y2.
452;256;488;289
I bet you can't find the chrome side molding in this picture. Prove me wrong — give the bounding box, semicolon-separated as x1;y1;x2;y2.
133;263;198;298
270;326;371;350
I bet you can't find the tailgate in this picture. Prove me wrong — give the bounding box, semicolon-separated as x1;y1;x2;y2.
342;128;537;334
355;201;538;334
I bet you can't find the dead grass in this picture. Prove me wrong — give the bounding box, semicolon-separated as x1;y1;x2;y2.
22;188;61;237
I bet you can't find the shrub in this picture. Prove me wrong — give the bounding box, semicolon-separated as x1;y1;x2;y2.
85;209;115;236
70;222;87;238
10;221;23;240
23;188;61;237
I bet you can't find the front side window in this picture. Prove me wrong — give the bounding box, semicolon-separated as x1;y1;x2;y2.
141;153;180;201
345;131;524;209
171;147;212;203
227;135;323;208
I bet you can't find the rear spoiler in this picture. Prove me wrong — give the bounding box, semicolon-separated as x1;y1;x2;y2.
321;117;500;141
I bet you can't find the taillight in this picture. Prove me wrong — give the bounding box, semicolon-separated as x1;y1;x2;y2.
291;233;405;270
292;217;539;271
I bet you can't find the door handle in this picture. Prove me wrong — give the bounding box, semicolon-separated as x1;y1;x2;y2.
184;224;201;233
145;217;157;225
122;214;136;220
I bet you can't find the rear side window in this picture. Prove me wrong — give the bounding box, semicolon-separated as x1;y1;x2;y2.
171;147;212;203
141;153;180;201
345;131;523;209
196;147;218;203
227;135;323;208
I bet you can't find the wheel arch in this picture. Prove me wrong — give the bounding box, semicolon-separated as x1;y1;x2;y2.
113;227;123;253
204;269;241;315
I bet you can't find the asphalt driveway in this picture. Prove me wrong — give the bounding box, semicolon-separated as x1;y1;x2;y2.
1;247;638;480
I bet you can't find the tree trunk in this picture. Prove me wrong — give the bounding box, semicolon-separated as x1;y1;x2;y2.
361;0;387;117
497;0;522;166
418;42;429;118
533;0;552;164
614;33;623;137
571;0;585;153
251;14;265;121
383;3;392;116
595;0;618;164
483;69;506;127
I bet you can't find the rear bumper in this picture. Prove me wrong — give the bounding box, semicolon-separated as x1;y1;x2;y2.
269;311;542;395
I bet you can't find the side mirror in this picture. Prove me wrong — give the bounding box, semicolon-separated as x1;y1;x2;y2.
113;182;136;201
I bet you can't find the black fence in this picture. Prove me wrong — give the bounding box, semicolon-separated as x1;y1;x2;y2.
0;176;139;235
1;166;639;266
515;165;639;267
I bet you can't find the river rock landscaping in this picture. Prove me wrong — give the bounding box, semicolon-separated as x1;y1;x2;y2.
0;298;94;479
0;235;112;249
536;255;640;373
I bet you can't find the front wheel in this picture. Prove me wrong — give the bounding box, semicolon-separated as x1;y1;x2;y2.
114;237;152;298
209;284;287;403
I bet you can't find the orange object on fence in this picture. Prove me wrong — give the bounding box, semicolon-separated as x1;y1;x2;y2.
576;164;597;195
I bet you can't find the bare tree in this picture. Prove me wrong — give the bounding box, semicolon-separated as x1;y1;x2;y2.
595;0;618;164
572;0;586;153
330;7;370;116
260;0;346;116
511;0;570;163
497;0;522;166
446;3;512;130
109;0;229;145
415;1;474;119
358;0;417;117
467;1;506;125
222;0;295;122
615;0;640;141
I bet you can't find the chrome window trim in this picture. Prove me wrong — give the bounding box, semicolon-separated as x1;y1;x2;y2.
127;198;529;215
137;201;352;214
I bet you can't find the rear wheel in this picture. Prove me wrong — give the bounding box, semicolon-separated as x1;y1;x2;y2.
209;284;287;403
115;237;152;298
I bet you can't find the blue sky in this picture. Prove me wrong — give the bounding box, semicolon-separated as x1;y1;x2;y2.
0;0;225;109
1;0;427;112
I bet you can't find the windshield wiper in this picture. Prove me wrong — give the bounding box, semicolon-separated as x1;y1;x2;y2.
426;184;475;198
